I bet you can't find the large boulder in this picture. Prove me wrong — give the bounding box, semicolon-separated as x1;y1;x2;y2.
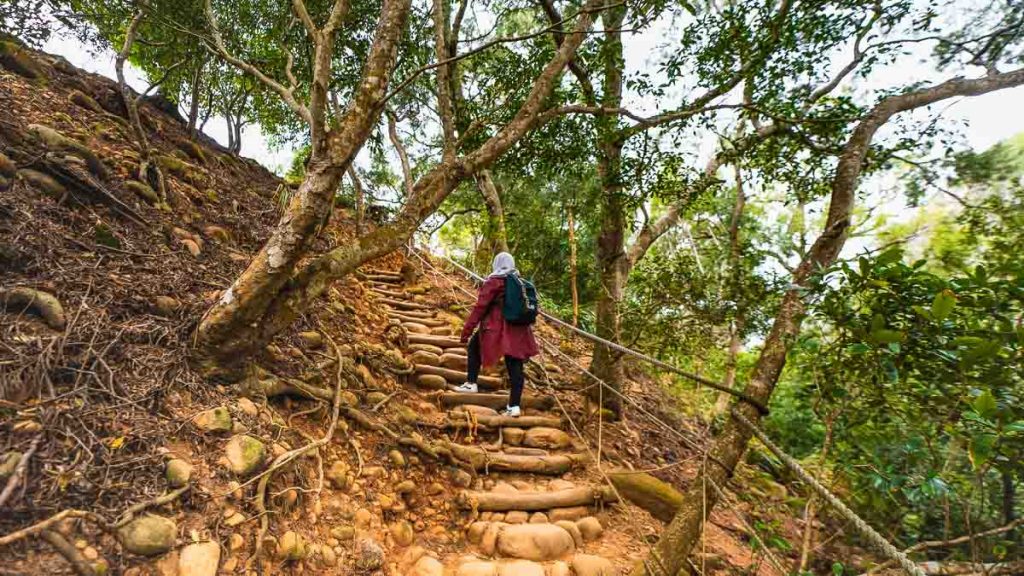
177;541;220;576
117;515;176;556
224;435;265;476
523;427;571;450
495;523;575;561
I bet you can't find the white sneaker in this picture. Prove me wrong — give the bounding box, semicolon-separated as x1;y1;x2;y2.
454;382;478;393
500;405;521;417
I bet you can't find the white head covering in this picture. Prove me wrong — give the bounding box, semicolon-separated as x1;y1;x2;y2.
489;252;516;277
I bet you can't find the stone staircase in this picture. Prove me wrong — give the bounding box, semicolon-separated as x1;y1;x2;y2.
364;267;620;576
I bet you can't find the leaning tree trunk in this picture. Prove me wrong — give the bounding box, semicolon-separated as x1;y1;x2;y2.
194;0;605;374
192;0;413;375
632;68;1024;576
476;169;509;258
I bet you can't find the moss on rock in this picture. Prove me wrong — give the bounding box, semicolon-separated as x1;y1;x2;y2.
18;169;66;198
124;180;159;205
176;140;207;164
69;89;104;113
607;470;683;523
93;222;121;248
0;41;44;79
27;124;108;180
0;151;16;178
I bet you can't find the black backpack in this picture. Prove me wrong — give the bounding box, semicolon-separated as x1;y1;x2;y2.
502;272;538;325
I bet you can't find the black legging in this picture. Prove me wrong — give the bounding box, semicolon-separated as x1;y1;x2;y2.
466;332;525;408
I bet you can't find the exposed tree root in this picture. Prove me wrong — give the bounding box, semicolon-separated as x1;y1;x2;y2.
0;288;66;331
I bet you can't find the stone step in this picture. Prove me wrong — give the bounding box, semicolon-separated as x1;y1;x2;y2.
381;297;433;311
403;321;434;334
373;287;408;299
437;412;564;430
447;443;587;475
458;486;617;512
390;314;446;327
414;364;502;389
392;308;438;320
435;392;555;412
365;272;403;283
409;333;463;348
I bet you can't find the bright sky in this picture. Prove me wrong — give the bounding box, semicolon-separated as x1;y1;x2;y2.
43;5;1024;187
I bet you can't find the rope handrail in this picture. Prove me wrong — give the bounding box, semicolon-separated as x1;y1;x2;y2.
420;248;770;414
405;244;923;575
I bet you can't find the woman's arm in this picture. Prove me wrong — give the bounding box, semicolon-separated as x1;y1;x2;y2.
461;277;502;342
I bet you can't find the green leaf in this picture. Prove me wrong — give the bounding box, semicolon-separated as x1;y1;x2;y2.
930;289;956;321
972;391;998;419
870;329;904;344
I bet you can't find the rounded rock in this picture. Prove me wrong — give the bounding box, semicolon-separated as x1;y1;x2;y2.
117;515;176;556
177;541;220;576
554;521;583;548
223;435;265;476
575;517;603;542
570;554;616;576
495;523;575;562
497;560;545;576
164;459;192;488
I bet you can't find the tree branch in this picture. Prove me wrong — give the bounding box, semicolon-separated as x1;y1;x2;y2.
204;0;312;125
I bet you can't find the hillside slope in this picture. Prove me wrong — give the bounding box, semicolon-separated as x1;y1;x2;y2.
0;42;853;576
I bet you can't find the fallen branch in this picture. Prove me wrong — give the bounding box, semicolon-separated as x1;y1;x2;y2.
0;435;41;508
114;485;190;528
41;530;96;576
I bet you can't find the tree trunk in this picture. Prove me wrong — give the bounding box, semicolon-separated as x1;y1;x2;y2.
1002;470;1015;533
713;165;747;415
192;0;413;374
193;0;605;373
476;169;509;260
186;57;204;138
587;2;627;418
631;68;1024;576
712;319;743;415
589;187;626;418
568;205;579;326
349;166;364;235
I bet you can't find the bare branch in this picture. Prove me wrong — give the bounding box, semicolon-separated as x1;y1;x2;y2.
292;0;320;39
385;1;623;103
204;0;312;125
386;109;415;196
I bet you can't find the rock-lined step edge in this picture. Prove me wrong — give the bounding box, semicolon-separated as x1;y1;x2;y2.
435;392;555;411
458;486;618;512
415;364;502;389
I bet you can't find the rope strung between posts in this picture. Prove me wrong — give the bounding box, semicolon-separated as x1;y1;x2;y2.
411;246;926;576
409;249;798;573
730;407;926;576
407;247;680;576
424;249;770;414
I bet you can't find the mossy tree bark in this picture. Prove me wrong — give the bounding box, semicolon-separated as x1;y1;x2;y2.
194;0;606;374
632;67;1024;576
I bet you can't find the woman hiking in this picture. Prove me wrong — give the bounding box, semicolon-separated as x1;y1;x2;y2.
455;252;539;417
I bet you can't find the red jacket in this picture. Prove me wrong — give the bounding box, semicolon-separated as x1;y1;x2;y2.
461;275;539;366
